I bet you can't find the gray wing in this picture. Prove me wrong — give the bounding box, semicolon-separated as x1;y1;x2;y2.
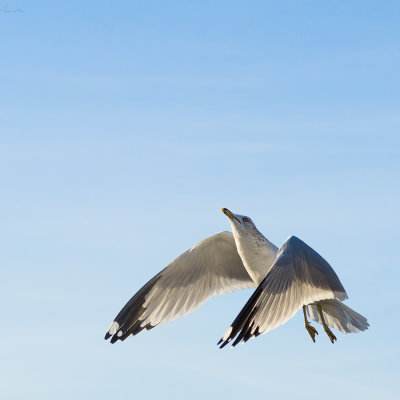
105;232;255;343
219;235;348;347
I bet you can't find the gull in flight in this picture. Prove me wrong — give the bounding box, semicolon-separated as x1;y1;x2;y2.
105;208;368;346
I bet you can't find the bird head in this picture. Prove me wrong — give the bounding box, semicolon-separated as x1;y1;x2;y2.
221;208;259;238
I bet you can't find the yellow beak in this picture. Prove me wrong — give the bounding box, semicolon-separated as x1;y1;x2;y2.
221;208;241;224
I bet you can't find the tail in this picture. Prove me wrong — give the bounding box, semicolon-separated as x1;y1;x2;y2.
307;299;369;334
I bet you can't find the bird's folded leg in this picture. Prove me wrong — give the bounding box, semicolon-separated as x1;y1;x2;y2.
303;306;318;343
316;304;337;343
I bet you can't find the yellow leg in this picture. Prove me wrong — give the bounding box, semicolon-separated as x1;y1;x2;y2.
317;304;337;343
303;306;318;343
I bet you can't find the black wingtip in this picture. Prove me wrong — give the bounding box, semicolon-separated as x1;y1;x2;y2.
104;332;112;340
110;335;119;344
219;339;232;349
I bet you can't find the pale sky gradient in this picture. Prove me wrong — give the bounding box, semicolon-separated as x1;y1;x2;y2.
1;1;399;399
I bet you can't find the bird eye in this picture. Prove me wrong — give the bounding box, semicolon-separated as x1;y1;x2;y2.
243;217;250;223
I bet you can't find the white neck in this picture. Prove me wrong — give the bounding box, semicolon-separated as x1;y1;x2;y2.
231;225;278;284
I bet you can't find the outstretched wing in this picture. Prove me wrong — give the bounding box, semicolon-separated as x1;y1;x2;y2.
105;232;255;343
219;235;348;348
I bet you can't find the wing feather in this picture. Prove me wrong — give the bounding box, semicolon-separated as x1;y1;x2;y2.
105;232;255;343
219;235;348;347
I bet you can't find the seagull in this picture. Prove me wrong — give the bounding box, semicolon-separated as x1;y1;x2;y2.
105;208;368;345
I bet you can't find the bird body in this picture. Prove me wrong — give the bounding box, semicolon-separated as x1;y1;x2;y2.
105;208;368;346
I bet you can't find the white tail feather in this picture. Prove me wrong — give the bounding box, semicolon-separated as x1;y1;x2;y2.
307;299;369;334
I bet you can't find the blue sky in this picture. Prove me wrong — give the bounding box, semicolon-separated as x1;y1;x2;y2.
1;1;399;399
